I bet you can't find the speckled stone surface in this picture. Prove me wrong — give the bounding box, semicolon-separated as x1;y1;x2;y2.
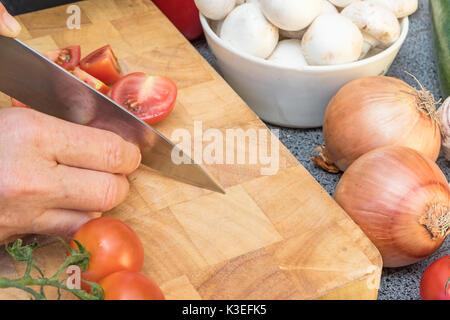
192;0;450;300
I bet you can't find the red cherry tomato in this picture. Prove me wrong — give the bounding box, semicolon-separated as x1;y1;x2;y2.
80;45;122;84
70;217;144;284
153;0;203;40
72;67;110;95
110;72;177;125
99;271;165;300
45;45;81;71
10;98;30;109
420;255;450;300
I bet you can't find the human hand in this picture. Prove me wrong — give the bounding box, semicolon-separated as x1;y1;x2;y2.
0;2;21;37
0;108;141;243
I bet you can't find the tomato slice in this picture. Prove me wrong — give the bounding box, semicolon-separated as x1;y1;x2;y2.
73;67;110;95
110;72;177;125
80;45;122;84
10;98;30;109
99;271;165;300
44;45;81;71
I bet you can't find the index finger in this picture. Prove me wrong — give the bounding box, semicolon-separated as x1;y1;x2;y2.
0;3;21;37
41;112;142;175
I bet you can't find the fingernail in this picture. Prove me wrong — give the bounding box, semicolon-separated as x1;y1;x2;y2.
135;150;142;170
2;12;21;35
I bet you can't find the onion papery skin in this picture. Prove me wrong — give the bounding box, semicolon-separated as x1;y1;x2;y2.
323;76;441;171
334;146;449;267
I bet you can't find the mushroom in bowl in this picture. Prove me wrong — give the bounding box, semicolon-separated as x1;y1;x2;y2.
198;1;411;128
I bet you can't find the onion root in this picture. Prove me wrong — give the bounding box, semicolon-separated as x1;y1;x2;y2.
404;71;439;123
311;146;340;173
419;203;450;239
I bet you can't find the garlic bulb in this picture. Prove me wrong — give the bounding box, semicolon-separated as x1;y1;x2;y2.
438;97;450;160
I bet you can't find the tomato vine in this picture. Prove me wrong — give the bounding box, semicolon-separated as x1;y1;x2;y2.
0;239;103;300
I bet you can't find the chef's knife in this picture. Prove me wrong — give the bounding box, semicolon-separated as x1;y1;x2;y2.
0;36;224;194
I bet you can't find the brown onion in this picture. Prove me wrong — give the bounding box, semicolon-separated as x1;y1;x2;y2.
312;76;441;172
335;146;449;267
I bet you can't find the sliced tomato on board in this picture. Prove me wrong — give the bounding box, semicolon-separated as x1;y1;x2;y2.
80;45;122;85
73;67;110;95
10;98;30;109
44;45;81;71
110;72;177;125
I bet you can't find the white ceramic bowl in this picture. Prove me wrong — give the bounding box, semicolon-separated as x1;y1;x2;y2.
200;14;409;128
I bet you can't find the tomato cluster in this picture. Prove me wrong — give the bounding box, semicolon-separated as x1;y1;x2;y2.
11;44;177;126
70;217;165;300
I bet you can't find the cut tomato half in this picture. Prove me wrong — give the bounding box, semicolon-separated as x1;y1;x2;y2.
80;45;122;85
44;45;81;70
73;67;110;95
10;98;30;109
110;72;177;125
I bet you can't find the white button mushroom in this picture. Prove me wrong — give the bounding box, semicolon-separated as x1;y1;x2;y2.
341;1;401;47
236;0;259;4
328;0;360;8
220;3;279;59
360;32;380;59
367;0;418;18
195;0;236;20
210;19;225;36
301;14;363;65
267;39;308;68
365;46;384;59
260;0;322;31
320;0;339;14
279;0;338;40
279;29;306;40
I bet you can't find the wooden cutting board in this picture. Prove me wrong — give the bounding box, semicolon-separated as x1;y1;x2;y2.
0;0;382;300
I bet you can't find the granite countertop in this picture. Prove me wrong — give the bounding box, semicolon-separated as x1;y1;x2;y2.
192;0;449;300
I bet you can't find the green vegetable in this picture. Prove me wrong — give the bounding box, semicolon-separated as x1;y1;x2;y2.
447;257;450;296
431;0;450;97
0;239;103;300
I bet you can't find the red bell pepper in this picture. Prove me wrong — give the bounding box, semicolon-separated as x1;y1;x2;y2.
153;0;203;40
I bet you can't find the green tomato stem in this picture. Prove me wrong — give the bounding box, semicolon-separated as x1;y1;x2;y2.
0;239;103;300
0;277;45;300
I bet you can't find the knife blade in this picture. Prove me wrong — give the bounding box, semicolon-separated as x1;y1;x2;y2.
0;36;224;194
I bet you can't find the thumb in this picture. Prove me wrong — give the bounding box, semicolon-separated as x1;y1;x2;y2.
0;3;21;37
31;209;102;237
